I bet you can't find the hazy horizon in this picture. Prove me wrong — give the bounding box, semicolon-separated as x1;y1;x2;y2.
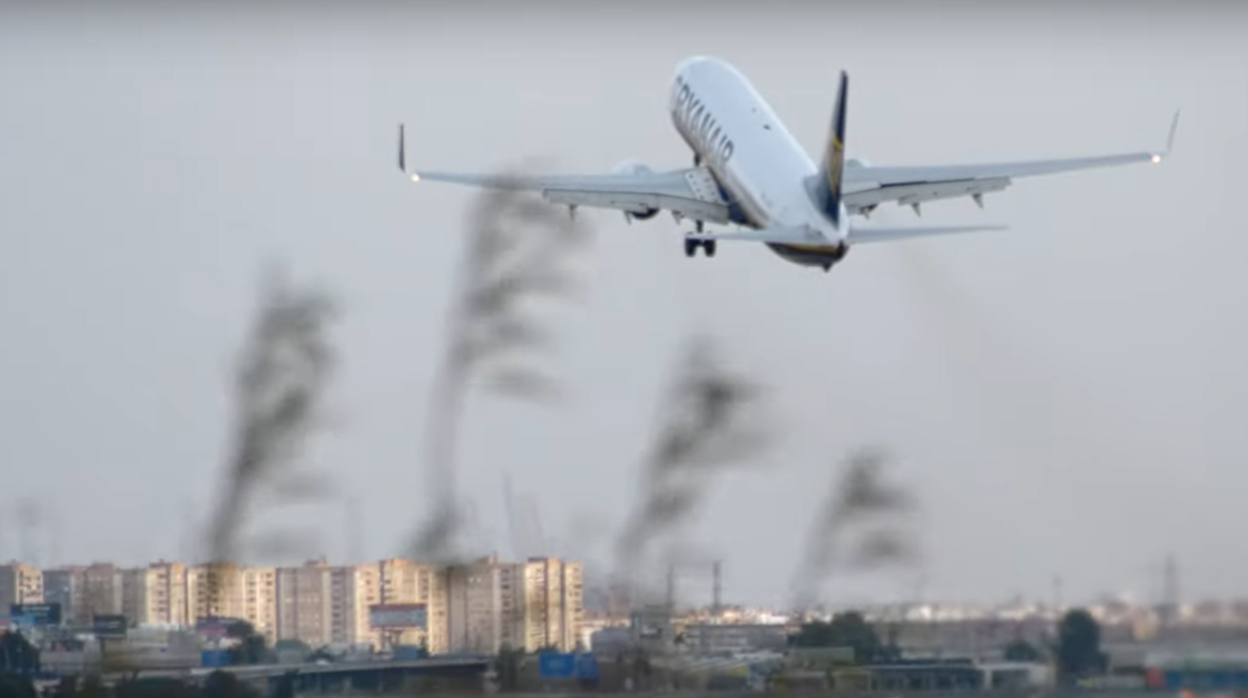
2;1;1246;611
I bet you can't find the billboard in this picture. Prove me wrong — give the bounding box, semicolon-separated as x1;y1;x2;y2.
575;653;599;681
9;603;61;627
368;603;427;629
92;614;127;637
195;616;242;638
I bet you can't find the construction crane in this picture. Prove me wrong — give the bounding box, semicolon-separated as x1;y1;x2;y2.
502;473;548;560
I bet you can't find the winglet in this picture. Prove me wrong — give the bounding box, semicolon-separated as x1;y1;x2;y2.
1165;110;1180;156
1154;110;1180;163
398;124;420;181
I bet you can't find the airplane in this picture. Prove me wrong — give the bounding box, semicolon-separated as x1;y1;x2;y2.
397;56;1179;272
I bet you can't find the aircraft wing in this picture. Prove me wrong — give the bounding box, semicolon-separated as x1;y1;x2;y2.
688;223;1009;246
846;223;1008;245
841;111;1180;215
397;125;732;224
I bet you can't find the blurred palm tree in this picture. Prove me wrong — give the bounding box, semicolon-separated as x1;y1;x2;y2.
614;335;773;605
790;447;920;614
410;175;592;565
202;264;340;616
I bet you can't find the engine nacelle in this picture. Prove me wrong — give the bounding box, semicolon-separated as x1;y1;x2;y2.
846;157;872;169
612;159;659;221
612;159;653;175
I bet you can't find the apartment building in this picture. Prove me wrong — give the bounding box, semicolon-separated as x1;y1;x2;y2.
0;563;44;613
239;566;278;643
122;562;190;627
447;555;507;654
276;559;334;648
446;556;583;654
42;566;82;623
561;561;585;651
187;563;278;642
329;563;380;647
151;561;191;626
81;563;123;620
514;557;583;652
377;558;450;652
189;562;241;621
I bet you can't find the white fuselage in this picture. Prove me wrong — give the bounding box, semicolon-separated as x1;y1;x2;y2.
668;56;849;268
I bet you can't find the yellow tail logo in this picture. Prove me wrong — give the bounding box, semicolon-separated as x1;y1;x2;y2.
824;133;844;201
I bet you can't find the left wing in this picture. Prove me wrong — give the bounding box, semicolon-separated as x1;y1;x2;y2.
397;125;732;224
841;111;1180;215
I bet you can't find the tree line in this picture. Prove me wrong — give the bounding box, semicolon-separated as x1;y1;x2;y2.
789;607;1108;685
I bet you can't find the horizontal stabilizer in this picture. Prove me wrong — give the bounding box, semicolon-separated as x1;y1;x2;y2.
687;226;831;245
847;223;1008;245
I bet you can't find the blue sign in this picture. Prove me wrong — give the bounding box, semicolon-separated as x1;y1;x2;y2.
9;603;61;627
575;653;599;680
538;652;576;678
201;649;232;668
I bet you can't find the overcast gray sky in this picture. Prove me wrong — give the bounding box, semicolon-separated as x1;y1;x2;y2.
2;1;1246;610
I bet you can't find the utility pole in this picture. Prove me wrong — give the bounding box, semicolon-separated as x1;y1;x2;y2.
1161;553;1180;627
712;561;723;618
665;564;676;615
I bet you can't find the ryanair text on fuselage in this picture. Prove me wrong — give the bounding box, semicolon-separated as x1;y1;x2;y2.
672;75;735;170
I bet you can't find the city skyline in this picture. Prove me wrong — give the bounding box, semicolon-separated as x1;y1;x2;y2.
1;554;585;656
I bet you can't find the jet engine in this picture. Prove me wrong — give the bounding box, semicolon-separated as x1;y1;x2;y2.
612;159;659;221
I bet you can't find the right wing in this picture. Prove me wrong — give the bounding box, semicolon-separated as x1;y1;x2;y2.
397;124;732;224
841;111;1180;215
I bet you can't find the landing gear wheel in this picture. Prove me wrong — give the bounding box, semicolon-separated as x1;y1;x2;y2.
705;240;717;257
684;238;697;257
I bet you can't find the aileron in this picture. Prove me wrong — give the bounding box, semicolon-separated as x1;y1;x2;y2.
840;111;1178;214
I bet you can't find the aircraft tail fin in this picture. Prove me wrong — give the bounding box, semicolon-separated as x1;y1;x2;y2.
812;71;848;226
